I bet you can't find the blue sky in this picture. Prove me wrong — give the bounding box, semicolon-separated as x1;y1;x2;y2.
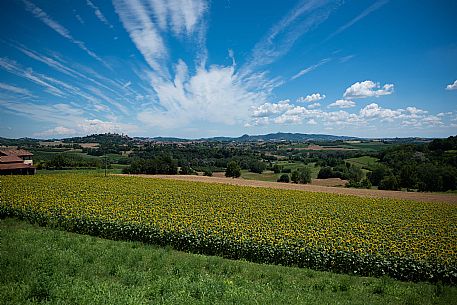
0;0;456;139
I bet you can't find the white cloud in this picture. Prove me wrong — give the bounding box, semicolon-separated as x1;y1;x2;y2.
437;112;453;117
344;80;394;99
405;106;427;115
328;99;355;108
0;100;84;126
290;58;331;80
242;0;337;72
252;99;291;118
291;58;331;80
307;119;317;125
86;0;113;28
113;0;168;75
307;103;321;109
248;99;365;127
0;82;35;97
339;55;355;63
0;58;65;97
247;99;446;129
35;126;77;137
148;0;208;36
297;93;326;103
359;103;402;121
22;0;105;65
325;0;389;41
34;119;137;138
446;80;457;90
138;59;271;128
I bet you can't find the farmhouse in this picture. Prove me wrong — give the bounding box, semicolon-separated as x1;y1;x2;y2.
0;149;36;175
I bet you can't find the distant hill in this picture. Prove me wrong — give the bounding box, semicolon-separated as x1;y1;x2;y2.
0;132;437;146
147;132;359;142
229;132;359;142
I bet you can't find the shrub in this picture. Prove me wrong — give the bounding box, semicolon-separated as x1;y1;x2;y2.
379;175;400;191
277;174;290;183
225;161;241;178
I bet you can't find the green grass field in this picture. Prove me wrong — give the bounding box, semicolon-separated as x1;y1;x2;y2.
339;142;391;152
1;218;455;305
345;156;379;171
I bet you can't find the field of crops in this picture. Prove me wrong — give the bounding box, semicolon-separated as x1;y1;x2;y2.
1;174;456;283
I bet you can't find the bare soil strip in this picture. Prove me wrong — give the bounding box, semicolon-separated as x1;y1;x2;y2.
116;174;457;204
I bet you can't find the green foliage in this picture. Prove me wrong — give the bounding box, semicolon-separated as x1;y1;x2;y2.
379;175;401;191
179;165;194;175
318;167;334;179
291;168;311;184
272;164;282;173
203;169;213;176
123;155;178;175
370;136;457;192
248;160;267;174
225;161;241;178
44;153;101;169
346;178;372;189
277;174;290;183
3;219;456;305
367;165;390;186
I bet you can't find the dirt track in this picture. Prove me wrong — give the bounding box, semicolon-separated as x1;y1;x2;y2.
117;174;457;204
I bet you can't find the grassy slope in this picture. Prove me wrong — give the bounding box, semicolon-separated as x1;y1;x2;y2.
241;162;320;182
1;218;455;305
346;156;379;170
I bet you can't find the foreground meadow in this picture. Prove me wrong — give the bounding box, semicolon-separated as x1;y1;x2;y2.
2;219;456;304
1;174;456;283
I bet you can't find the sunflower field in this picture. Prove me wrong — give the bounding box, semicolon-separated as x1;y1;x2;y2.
1;174;456;283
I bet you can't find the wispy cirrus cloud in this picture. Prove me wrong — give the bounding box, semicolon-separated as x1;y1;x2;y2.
86;0;113;28
22;0;106;66
325;0;389;41
0;82;35;97
0;57;65;97
291;58;331;80
113;0;168;76
243;0;338;72
0;98;136;138
11;43;140;100
148;0;208;36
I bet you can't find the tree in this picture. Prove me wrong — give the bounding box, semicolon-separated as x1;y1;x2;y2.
203;169;213;176
291;168;311;184
298;167;312;184
272;164;282;174
248;160;266;174
277;174;290;183
399;164;417;189
348;165;363;182
291;170;299;183
367;165;389;186
179;165;193;175
225;161;241;178
379;175;400;190
318;166;333;179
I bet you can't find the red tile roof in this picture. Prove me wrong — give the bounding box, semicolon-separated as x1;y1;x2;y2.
0;149;34;157
0;155;24;163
